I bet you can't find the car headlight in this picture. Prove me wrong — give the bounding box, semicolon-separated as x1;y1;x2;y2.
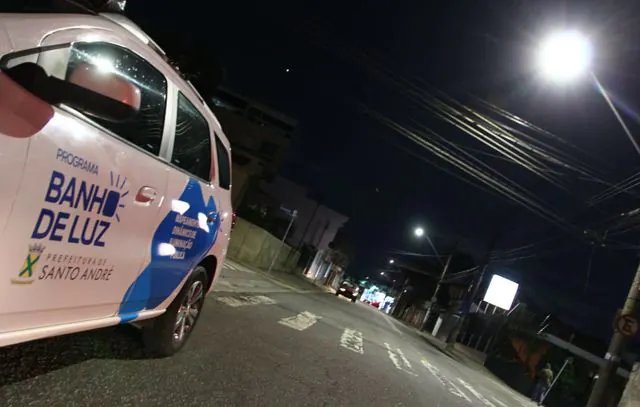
339;288;346;291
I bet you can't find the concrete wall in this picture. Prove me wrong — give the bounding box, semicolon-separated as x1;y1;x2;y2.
227;218;300;272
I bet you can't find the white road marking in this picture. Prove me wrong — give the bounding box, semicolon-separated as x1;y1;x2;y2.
490;396;508;407
384;343;417;376
421;359;472;403
396;348;412;370
278;311;321;331
421;359;445;386
458;379;496;407
384;343;404;370
340;329;364;354
216;295;277;307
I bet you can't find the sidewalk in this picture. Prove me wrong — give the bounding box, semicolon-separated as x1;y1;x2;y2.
221;258;332;294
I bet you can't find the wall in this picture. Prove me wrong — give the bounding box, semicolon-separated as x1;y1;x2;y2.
227;218;300;272
260;177;349;250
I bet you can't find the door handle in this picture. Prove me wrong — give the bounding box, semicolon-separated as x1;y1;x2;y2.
135;186;157;204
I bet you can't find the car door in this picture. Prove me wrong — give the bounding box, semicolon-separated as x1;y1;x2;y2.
0;32;172;333
119;90;225;315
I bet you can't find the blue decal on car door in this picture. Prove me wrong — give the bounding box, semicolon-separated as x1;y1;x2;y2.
118;179;220;321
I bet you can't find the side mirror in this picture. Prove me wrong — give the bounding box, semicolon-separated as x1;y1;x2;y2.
67;63;141;121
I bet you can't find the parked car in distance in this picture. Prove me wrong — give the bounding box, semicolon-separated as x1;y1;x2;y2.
335;280;359;303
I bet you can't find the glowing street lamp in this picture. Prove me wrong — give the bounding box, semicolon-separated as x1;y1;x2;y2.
389;259;395;264
537;30;640;157
414;227;425;238
537;30;591;82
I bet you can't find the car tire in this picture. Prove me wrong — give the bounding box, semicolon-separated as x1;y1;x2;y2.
143;266;208;357
335;291;340;296
351;297;357;303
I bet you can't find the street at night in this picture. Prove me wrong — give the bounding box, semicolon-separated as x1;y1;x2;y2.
4;1;640;405
0;263;531;407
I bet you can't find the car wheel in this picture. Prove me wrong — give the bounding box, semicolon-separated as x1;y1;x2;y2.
143;266;208;357
351;298;357;303
335;291;340;296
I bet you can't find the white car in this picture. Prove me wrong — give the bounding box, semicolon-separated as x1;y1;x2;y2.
0;10;233;356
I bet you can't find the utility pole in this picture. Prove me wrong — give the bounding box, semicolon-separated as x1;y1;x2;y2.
446;233;500;348
267;208;297;274
421;252;454;330
586;260;640;407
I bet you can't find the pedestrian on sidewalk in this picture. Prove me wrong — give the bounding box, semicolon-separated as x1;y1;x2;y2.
531;362;554;405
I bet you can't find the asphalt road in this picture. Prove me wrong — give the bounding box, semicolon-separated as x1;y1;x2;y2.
0;262;534;406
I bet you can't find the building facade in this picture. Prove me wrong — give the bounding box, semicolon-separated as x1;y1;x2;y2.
260;177;349;251
209;87;297;207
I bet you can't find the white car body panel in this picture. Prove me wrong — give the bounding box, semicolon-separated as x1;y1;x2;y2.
0;13;233;348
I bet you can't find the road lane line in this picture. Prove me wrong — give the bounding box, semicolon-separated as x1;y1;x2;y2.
216;295;277;307
396;348;413;370
384;342;404;371
448;380;473;403
421;359;445;386
384;343;417;376
340;329;364;354
278;311;321;331
490;396;508;407
457;379;496;407
421;359;472;403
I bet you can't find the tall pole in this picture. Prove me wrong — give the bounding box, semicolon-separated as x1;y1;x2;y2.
586;260;640;407
586;72;640;407
421;252;454;330
267;209;297;274
446;233;500;347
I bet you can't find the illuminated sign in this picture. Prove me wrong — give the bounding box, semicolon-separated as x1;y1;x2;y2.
483;274;519;311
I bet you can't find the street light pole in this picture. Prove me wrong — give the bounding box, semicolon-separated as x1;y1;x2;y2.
446;232;501;347
586;260;640;407
421;252;454;331
537;32;640;405
267;209;297;275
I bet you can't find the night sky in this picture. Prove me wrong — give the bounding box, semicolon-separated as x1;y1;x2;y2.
127;0;640;340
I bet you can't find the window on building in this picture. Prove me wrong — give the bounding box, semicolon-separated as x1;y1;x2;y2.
171;92;212;181
215;136;231;190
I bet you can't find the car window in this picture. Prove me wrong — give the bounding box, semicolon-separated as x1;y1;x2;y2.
172;92;212;181
66;42;167;156
215;136;231;190
0;42;168;156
